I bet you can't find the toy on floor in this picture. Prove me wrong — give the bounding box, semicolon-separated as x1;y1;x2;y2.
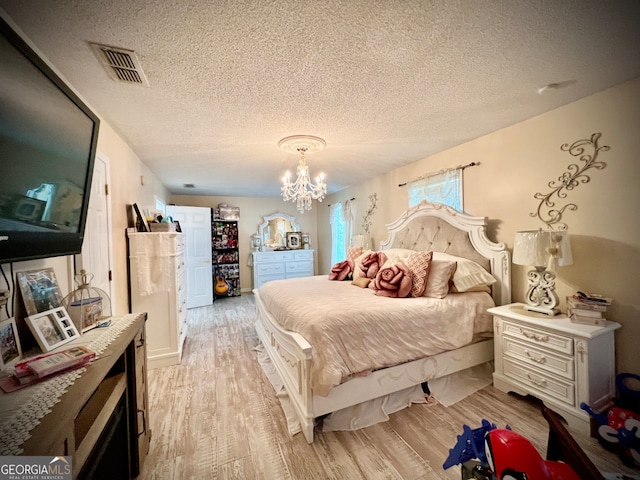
581;402;640;467
444;420;581;479
485;428;579;480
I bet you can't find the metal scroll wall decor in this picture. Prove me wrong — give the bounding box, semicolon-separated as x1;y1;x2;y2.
362;193;378;234
530;132;609;230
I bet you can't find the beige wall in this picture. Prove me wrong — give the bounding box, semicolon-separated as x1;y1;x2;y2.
170;195;319;292
319;77;640;375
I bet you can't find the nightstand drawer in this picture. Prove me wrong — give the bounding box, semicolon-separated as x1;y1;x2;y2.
502;320;573;355
503;358;575;406
503;337;574;380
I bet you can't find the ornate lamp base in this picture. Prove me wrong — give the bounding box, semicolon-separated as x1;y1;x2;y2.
522;303;561;316
524;266;561;316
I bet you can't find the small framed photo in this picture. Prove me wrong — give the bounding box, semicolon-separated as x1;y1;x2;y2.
133;203;149;232
0;318;22;366
26;307;80;352
286;232;302;250
17;267;64;316
174;220;182;233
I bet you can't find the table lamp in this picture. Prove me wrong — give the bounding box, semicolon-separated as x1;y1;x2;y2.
512;229;573;315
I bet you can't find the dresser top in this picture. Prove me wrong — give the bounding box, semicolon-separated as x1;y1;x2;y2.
488;303;621;338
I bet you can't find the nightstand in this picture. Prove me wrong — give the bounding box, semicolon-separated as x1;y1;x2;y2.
489;303;621;435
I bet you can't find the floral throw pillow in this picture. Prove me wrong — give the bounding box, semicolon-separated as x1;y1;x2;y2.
406;251;433;297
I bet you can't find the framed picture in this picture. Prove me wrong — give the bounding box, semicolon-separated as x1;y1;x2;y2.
26;307;80;352
0;317;22;366
133;203;149;232
17;268;64;316
12;195;46;221
286;232;302;250
174;220;182;233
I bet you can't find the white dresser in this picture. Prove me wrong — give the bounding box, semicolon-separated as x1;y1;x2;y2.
252;249;314;288
489;303;621;434
128;232;187;369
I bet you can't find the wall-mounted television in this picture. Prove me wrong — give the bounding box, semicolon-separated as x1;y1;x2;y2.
0;16;100;263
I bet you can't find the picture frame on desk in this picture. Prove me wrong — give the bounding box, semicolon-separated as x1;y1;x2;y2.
17;267;64;316
286;232;301;250
0;317;22;366
133;203;149;232
26;306;80;352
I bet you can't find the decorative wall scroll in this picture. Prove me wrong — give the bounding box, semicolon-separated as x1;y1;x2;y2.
362;193;378;234
530;133;609;230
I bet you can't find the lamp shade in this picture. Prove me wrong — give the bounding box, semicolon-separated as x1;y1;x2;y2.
513;230;573;268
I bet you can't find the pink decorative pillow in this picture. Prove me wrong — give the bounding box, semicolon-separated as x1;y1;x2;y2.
423;260;457;299
406;251;433;297
352;250;372;279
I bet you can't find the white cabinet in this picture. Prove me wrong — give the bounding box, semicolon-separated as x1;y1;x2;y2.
129;232;187;369
489;303;620;434
252;249;314;288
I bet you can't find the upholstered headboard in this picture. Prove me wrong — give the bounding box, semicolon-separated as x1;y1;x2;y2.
380;201;511;305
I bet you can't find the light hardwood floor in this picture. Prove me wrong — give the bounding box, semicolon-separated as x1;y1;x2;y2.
139;294;636;479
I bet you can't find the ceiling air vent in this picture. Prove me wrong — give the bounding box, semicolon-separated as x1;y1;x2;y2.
90;43;149;86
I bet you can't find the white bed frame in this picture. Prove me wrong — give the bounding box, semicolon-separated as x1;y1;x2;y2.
254;202;511;443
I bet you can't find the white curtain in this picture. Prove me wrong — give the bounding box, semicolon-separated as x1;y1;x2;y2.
342;199;355;251
408;168;462;211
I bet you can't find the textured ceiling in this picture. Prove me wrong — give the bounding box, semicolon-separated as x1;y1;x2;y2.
1;1;640;198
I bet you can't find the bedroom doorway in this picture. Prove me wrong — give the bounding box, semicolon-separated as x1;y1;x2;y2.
166;205;213;308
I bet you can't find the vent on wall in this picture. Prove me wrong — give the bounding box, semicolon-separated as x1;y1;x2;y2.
90;43;149;86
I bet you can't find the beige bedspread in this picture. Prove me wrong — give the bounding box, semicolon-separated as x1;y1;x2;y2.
257;275;494;396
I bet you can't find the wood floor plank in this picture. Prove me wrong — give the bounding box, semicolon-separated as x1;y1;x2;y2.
140;294;637;480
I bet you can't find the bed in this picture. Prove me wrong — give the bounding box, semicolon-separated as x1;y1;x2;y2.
254;201;511;443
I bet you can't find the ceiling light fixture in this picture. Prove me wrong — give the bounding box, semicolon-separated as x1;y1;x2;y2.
279;135;327;213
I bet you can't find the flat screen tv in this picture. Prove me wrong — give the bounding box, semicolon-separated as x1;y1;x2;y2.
0;16;100;263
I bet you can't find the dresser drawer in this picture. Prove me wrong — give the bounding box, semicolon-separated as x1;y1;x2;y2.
503;337;574;380
257;263;285;275
256;274;285;288
502;320;573;355
292;251;313;261
286;261;313;274
503;358;575;406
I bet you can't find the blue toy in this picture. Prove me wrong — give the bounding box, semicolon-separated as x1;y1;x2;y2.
581;402;640;467
443;419;510;470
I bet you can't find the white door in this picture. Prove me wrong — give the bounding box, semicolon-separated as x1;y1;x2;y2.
166;205;213;308
77;152;113;306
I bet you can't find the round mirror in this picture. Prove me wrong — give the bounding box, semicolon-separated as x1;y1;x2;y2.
258;213;299;250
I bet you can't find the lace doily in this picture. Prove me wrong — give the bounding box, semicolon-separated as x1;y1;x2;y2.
0;314;140;455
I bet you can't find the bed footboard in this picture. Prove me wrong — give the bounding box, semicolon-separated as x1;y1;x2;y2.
254;289;316;442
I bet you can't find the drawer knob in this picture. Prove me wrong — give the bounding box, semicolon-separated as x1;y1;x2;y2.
525;350;546;364
527;373;547;387
521;329;549;342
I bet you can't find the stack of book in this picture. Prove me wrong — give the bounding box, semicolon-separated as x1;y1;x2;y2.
0;346;96;393
567;293;612;325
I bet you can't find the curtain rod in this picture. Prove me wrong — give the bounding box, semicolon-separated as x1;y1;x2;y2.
327;197;356;207
398;161;479;187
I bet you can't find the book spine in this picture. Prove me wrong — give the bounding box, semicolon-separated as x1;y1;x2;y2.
569;314;606;326
566;299;608;312
567;308;602;318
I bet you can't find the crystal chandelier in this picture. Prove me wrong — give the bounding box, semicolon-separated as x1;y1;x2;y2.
279;135;327;213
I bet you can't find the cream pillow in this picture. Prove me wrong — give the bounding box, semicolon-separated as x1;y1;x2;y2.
432;252;496;292
423;259;457;299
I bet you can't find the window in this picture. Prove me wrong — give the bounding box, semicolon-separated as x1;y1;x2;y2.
408;168;462;211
